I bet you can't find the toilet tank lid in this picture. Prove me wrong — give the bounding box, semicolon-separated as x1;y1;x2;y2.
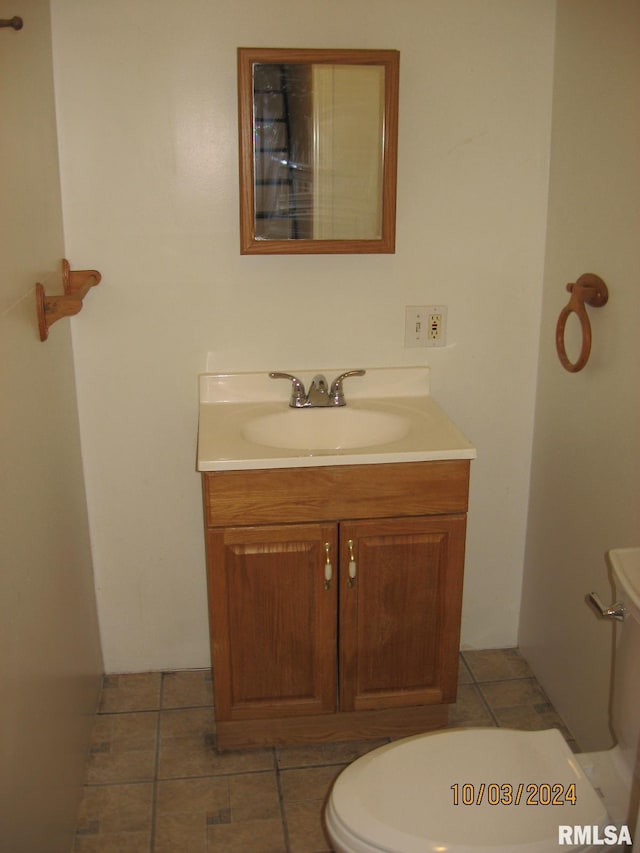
328;728;608;853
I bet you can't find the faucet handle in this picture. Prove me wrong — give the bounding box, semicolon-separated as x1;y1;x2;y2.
329;369;366;406
269;372;306;407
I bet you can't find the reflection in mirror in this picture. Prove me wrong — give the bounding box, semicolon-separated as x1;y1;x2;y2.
253;63;384;241
238;48;399;254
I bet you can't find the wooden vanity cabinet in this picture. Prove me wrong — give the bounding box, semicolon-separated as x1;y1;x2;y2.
202;460;470;749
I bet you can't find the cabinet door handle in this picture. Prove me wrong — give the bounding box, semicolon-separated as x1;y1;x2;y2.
324;543;332;590
347;539;357;588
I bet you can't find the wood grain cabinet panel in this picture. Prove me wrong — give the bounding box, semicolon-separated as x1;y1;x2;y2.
207;524;337;721
201;462;470;748
339;515;466;712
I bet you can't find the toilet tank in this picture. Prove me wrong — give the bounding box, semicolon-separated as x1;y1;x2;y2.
607;548;640;777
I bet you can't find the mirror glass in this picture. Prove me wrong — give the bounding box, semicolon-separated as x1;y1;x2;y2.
238;48;399;254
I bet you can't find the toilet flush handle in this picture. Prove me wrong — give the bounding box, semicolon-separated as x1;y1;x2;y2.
587;592;625;621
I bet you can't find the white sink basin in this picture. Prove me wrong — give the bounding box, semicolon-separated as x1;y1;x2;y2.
242;407;409;451
197;367;477;471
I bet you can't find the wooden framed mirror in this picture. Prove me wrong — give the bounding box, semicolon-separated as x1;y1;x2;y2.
238;48;399;255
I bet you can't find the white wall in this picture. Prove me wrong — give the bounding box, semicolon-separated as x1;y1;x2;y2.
0;1;103;850
51;0;556;672
520;0;640;751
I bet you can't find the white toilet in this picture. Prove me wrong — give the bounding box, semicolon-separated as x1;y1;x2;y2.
325;548;640;852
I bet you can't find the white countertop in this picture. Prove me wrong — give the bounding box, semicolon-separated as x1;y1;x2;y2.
197;367;476;472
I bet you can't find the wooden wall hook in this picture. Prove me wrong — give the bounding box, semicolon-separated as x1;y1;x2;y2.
555;273;609;373
36;259;102;341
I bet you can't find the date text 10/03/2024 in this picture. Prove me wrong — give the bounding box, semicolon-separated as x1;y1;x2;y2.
450;782;577;807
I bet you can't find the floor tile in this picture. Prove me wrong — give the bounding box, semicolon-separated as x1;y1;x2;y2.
157;708;274;779
230;771;280;822
207;817;286;852
155;776;231;852
161;669;213;710
86;712;158;784
153;820;206;853
281;766;342;853
276;739;387;770
478;677;575;739
490;699;574;737
478;676;547;710
286;799;333;853
448;683;495;727
74;782;153;852
156;775;230;817
99;673;162;713
74;833;152;852
280;764;346;806
156;771;285;851
461;647;533;682
457;654;474;684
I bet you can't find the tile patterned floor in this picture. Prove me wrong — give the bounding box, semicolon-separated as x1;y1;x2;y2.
74;649;575;852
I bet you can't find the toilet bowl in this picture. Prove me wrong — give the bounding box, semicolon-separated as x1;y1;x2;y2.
326;727;611;852
325;548;640;853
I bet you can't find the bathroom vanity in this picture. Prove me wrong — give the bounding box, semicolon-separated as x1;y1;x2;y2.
197;368;475;749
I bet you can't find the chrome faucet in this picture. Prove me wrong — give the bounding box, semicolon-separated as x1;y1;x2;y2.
306;374;330;406
269;369;366;407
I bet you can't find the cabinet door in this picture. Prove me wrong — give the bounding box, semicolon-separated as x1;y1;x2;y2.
339;515;467;712
207;523;337;721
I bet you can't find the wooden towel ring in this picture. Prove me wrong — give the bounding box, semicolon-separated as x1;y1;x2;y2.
555;273;608;373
